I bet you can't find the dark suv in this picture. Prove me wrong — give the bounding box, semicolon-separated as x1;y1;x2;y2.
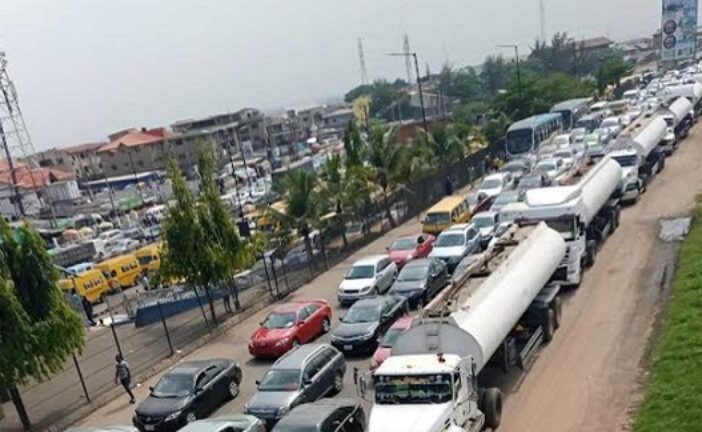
244;344;346;428
272;399;365;432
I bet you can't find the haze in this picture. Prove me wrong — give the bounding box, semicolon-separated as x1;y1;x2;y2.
0;0;660;150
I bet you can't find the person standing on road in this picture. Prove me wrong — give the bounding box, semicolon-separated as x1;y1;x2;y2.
141;272;150;291
81;296;96;326
114;354;136;404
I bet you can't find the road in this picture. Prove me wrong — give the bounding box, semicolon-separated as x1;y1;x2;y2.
77;125;702;431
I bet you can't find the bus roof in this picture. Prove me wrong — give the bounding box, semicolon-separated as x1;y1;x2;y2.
426;195;467;213
507;113;562;133
550;98;591;112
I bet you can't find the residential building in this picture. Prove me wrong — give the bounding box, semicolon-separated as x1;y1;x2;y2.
0;162;77;218
576;36;614;56
322;107;354;132
36;142;106;180
98;129;166;177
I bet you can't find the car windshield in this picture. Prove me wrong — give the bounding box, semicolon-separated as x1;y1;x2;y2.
435;233;465;247
502;163;524;173
259;369;301;391
375;373;453;405
137;256;154;265
554;150;572;159
480;178;502;189
611;155;637;167
263;312;296;329
380;327;407;347
471;215;494;228
537;162;556;171
519;176;542;188
397;265;429;281
391;238;417;251
494;192;519;205
151;374;193;398
344;305;380;323
424;212;450;225
345;265;375;279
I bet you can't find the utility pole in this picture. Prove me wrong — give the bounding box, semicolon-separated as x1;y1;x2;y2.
497;44;522;101
539;0;546;42
388;52;428;133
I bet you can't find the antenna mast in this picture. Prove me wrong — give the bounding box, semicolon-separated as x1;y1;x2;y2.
357;37;369;86
403;34;413;84
539;0;546;41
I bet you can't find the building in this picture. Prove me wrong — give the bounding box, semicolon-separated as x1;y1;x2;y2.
576;36;614;56
36;142;106;181
98;129;166;177
0;161;77;218
321;107;354;132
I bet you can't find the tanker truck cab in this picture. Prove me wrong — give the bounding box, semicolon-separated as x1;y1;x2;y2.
659;114;678;156
609;149;643;203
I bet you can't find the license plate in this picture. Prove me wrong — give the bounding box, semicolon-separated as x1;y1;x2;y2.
144;426;155;431
344;345;353;351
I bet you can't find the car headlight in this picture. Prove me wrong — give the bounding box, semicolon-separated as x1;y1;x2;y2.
275;337;290;347
164;410;181;422
360;285;373;293
243;403;250;412
363;328;377;339
277;405;290;417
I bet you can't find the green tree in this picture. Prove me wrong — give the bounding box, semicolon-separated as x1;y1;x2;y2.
0;218;85;430
343;121;365;168
344;80;409;121
481;55;511;96
161;149;246;324
366;125;408;228
596;56;634;95
420;124;466;171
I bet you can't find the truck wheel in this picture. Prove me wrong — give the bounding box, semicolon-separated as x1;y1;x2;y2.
584;241;596;267
480;387;502;430
552;297;562;330
613;208;621;231
543;309;555;342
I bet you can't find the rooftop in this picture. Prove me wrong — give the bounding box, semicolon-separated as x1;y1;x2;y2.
62;142;107;154
579;36;613;50
376;353;462;375
0;166;74;189
277;399;359;429
98;130;164;153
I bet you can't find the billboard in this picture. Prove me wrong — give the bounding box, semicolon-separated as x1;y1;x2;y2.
661;0;698;62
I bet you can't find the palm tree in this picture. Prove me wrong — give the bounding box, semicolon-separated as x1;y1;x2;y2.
366;125;408;228
421;124;466;171
319;155;349;248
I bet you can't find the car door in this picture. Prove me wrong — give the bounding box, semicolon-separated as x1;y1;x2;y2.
193;370;216;417
301;354;326;401
428;260;441;297
296;307;314;343
379;299;397;332
466;228;479;254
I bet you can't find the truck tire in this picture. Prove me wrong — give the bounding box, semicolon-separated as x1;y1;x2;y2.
584;240;596;267
612;207;620;231
479;387;502;430
552;296;562;330
543;309;555;342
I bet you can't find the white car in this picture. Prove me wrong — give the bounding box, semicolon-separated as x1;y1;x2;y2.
571;128;588;144
429;223;481;272
600;116;622;137
553;148;576;170
477;172;513;199
553;134;572;147
536;158;565;181
337;255;397;305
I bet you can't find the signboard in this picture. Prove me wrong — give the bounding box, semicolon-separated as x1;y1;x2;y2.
661;0;698;62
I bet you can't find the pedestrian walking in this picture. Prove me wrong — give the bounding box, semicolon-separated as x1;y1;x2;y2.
222;285;232;313
141;273;150;291
81;296;96;326
114;354;136;404
483;154;492;174
444;175;454;196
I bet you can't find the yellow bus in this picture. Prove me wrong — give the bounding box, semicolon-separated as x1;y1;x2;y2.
58;269;111;304
135;243;162;273
422;195;471;235
96;254;142;288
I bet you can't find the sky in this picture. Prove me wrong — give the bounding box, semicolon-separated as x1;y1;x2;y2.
0;0;663;150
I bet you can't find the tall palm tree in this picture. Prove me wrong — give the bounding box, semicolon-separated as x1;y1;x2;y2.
367;125;407;228
319;155;349;247
421;124;466;171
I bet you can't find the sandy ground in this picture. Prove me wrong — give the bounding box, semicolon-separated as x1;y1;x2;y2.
498;126;702;432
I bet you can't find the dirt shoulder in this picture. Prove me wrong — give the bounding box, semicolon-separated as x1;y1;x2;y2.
498;126;702;432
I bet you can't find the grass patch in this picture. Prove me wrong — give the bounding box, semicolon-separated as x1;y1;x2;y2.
634;202;702;431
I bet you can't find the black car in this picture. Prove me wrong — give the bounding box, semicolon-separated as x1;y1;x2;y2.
330;296;407;355
272;398;365;432
388;258;448;307
245;344;347;429
133;359;242;432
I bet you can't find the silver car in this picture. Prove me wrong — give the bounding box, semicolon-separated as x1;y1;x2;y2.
178;416;265;432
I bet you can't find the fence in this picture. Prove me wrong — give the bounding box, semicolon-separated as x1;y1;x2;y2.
2;145;496;432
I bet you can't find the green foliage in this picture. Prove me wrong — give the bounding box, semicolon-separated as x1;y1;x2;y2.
483;111;512;146
344;80;410;120
597;56;634;95
367;126;408;227
634;200;702;431
343;122;365;167
0;217;84;388
417;124;466;171
481;55;513;96
438;64;484;103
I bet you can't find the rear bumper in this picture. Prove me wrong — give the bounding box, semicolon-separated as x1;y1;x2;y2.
133;415;185;432
331;337;377;354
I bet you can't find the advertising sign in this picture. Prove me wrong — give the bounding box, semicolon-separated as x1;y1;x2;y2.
661;0;698;62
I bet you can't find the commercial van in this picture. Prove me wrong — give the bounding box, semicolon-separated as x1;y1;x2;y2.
58;269;111;304
96;254;142;288
421;195;471;235
135;243;162;273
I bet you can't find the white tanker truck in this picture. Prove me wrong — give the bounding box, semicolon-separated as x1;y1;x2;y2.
355;224;566;432
660;97;693;155
498;156;622;286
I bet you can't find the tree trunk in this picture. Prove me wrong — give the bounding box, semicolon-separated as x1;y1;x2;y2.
204;287;217;325
192;285;210;329
9;386;30;431
339;224;348;249
384;191;396;228
319;232;329;270
230;277;241;310
303;233;316;278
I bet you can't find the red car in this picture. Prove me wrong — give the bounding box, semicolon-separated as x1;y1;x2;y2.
248;299;332;358
370;316;414;370
387;234;435;268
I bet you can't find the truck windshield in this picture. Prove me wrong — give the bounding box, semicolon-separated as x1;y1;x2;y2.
544;219;576;240
374;374;453;405
506;129;534;155
611;155;637;167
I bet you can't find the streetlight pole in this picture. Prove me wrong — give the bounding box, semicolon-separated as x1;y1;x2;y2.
388;52;428;133
497;44;522;101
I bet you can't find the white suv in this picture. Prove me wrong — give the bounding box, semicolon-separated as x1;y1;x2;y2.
338;255;397;305
477;172;514;199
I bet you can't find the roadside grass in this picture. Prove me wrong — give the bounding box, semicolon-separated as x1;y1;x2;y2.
634;202;702;431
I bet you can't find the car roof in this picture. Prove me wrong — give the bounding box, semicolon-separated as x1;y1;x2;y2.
274;344;327;369
350;297;384;308
272;302;310;313
179;416;258;432
403;258;432;268
483;172;508;181
276;399;360;430
444;223;473;232
170;359;231;376
353;255;388;266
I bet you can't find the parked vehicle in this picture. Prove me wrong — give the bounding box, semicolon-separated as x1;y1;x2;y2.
135;243;162;274
388;258;448;306
272;399;366;432
585;144;608;164
489;190;523;213
553;133;572;147
600;116;623;138
553;148;576;170
133;359;242;432
178;416;265;432
369;315;414;370
470;211;500;248
96;254;142;288
386;233;435;268
331;296;407;355
583;132;602;148
477;172;514;199
249;300;333;358
466;191;494;214
571;127;588;143
58;268;112;304
535;158;565;181
421;195;471;235
517;172;551;192
245;344;346;428
429;224;481;272
337;256;397;305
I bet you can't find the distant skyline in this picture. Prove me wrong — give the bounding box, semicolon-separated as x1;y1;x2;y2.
0;0;662;150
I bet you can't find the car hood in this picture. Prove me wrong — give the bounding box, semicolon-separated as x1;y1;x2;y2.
478;227;494;237
430;246;465;258
390;280;424;292
135;395;189;417
251;327;294;342
246;390;299;411
369;402;452;432
333;321;378;338
339;278;374;291
388;250;413;262
478;187;501;198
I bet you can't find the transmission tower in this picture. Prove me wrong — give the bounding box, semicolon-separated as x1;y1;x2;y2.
0;49;50;219
403;34;413;84
357;37;369;86
539;0;546;41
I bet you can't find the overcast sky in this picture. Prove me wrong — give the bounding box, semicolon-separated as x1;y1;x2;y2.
0;0;662;150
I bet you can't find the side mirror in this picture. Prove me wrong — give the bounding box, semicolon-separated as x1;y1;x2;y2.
338;315;344;322
195;387;204;394
149;386;154;392
303;378;313;387
255;379;261;387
